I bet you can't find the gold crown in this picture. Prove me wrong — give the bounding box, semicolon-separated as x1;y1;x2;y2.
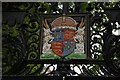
51;16;78;31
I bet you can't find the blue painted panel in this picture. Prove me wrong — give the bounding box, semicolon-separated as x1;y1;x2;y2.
63;41;75;56
52;30;63;41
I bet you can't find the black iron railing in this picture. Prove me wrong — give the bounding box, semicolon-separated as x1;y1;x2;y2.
2;2;120;80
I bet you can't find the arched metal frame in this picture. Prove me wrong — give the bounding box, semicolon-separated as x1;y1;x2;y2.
2;2;120;79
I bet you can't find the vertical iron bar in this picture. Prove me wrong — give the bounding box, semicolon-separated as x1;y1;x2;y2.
63;2;69;14
57;3;72;77
74;2;82;13
47;3;51;13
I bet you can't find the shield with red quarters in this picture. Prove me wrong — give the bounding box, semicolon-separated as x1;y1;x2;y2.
52;29;76;57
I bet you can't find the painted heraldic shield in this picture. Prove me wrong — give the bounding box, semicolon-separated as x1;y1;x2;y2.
52;30;76;57
50;16;78;57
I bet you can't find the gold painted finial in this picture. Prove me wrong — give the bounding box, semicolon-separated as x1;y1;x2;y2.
62;13;66;23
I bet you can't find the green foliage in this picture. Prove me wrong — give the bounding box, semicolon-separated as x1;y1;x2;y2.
2;2;120;76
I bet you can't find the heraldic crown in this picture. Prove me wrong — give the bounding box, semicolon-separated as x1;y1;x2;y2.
51;16;78;31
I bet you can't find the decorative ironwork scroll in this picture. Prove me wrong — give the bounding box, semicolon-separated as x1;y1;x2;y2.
2;2;120;79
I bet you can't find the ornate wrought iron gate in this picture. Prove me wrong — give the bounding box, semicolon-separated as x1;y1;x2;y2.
2;2;120;80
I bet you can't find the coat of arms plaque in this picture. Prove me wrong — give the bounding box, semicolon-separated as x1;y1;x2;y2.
40;14;89;60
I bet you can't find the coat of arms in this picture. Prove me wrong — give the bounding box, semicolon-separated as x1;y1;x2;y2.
40;14;87;59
